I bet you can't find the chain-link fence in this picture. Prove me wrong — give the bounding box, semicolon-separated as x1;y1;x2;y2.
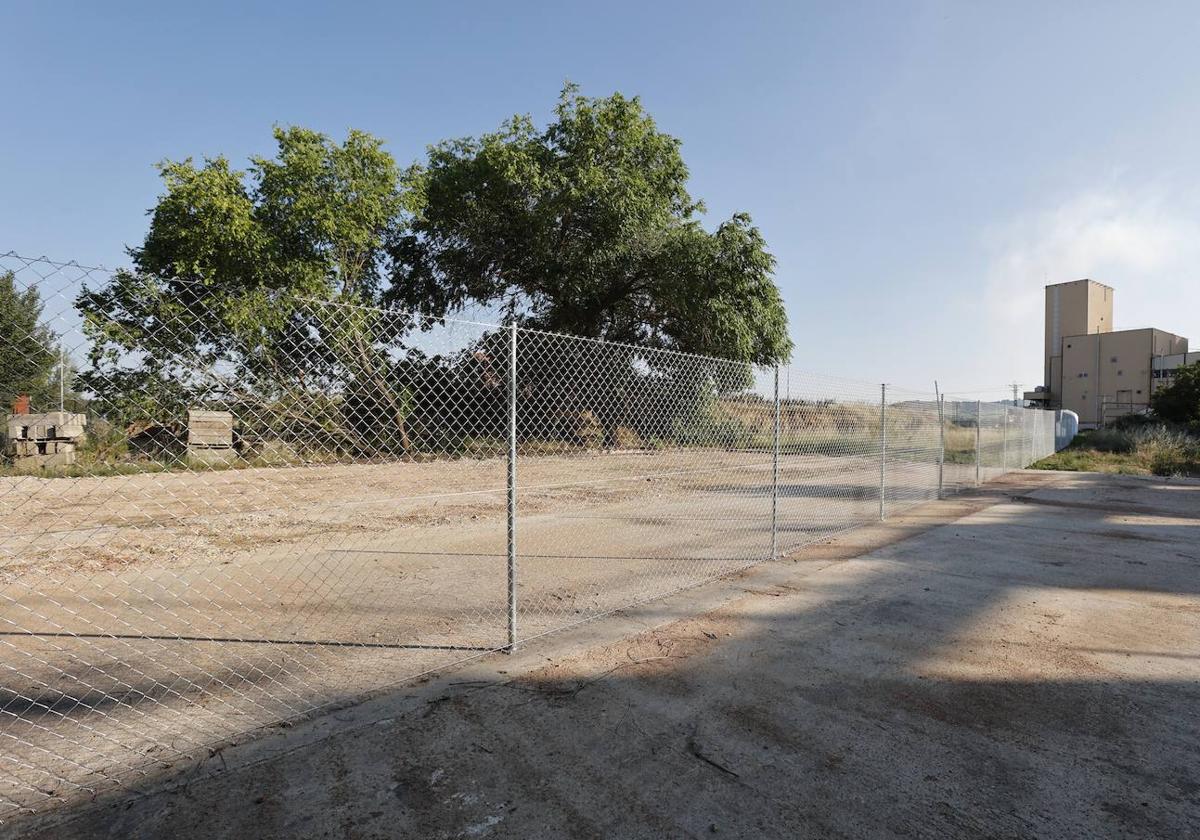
0;252;1061;821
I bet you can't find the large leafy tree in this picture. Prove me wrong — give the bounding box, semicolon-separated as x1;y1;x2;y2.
0;270;59;411
1152;362;1200;428
77;92;792;456
390;85;792;365
77;127;412;447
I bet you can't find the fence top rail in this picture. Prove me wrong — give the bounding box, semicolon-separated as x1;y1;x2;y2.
1;250;111;274
4;250;1061;409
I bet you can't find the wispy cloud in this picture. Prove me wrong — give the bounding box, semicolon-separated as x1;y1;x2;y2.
980;187;1199;387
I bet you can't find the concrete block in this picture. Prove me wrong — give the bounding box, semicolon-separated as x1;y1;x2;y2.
10;440;40;457
187;446;239;467
6;412;87;441
12;451;77;471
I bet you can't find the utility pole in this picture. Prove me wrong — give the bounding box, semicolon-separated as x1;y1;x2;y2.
1010;382;1020;407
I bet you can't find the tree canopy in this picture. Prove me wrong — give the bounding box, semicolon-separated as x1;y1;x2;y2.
390;85;792;365
77;126;408;427
1152;362;1200;428
0;270;59;411
75;89;792;451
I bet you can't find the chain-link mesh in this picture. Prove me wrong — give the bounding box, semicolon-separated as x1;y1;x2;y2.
0;252;1060;821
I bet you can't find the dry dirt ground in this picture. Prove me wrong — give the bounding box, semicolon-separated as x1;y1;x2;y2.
5;468;1199;838
0;448;975;817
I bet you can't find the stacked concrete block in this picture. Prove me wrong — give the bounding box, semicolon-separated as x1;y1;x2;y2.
187;410;237;466
5;411;89;469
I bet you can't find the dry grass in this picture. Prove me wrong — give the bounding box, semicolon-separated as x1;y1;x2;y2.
1032;425;1200;477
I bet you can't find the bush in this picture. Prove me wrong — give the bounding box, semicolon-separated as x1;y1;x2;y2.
1107;412;1157;431
611;425;643;449
574;411;605;449
1152;361;1200;428
1134;425;1200;476
1084;428;1136;453
1037;423;1200;477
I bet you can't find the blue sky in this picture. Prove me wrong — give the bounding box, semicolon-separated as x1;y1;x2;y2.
3;1;1198;396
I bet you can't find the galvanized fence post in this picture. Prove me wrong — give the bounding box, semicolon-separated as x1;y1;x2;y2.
1002;405;1009;472
771;366;780;559
937;394;945;499
975;399;982;487
1027;410;1036;470
879;383;887;520
506;322;518;651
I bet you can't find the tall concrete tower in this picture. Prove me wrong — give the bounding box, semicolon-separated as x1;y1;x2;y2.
1044;279;1113;404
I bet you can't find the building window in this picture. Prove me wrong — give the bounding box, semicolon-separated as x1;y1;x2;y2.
1067;343;1072;348
1117;370;1123;376
1111;356;1118;363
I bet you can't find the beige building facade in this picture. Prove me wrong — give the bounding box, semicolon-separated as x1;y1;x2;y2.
1027;280;1190;426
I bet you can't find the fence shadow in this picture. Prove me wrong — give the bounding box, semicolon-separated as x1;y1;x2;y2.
8;472;1198;838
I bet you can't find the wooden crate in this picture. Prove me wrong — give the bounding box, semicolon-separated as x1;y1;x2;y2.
187;410;233;448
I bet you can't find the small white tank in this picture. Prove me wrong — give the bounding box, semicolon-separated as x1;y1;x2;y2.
1054;410;1079;451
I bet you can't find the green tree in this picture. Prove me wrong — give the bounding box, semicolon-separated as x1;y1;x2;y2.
1152;362;1200;428
76;127;413;449
390;85;792;365
0;270;59;411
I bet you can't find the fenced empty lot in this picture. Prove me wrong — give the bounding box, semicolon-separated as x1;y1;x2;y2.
16;469;1200;839
0;253;1059;821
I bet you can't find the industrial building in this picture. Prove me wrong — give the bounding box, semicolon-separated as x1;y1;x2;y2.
1154;349;1200;389
1025;279;1191;427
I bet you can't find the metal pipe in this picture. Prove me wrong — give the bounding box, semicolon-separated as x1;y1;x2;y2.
935;385;944;500
1002;404;1008;471
771;366;780;559
975;400;982;487
506;322;518;651
880;384;887;521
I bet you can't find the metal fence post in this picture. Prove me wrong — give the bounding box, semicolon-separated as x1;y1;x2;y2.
506;322;518;651
880;383;887;520
1027;410;1036;470
975;399;982;487
771;366;780;559
937;394;945;499
1002;405;1009;472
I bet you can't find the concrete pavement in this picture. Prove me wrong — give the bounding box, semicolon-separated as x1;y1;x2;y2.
12;470;1200;839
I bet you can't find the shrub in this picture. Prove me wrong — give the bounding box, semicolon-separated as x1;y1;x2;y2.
1133;425;1200;476
611;425;642;449
1036;423;1200;477
1086;428;1135;454
1152;361;1200;428
575;411;605;449
1108;412;1157;431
